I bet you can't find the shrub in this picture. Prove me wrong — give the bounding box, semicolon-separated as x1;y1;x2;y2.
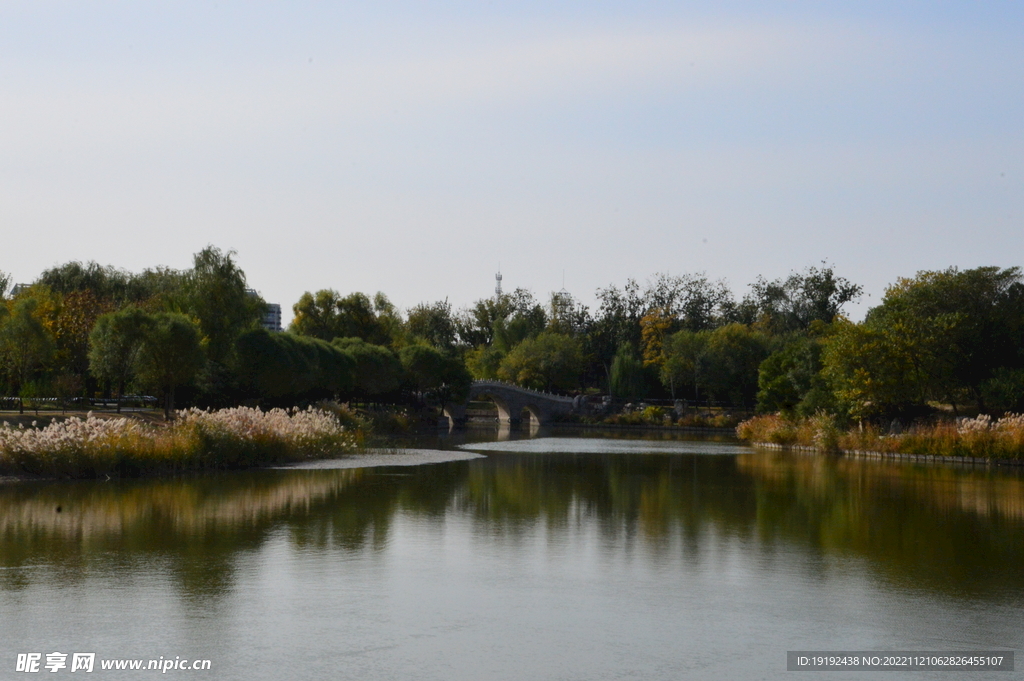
640;406;666;424
711;413;741;428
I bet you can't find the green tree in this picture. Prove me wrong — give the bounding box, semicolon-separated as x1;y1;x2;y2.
821;318;923;420
235;330;355;403
493;292;547;352
456;298;502;348
465;344;505;380
36;261;185;310
591;273;734;389
427;355;473;414
644;272;735;332
756;335;834;416
234;329;358;403
89;307;153;413
981;368;1024;413
0;298;55;414
457;288;546;349
235;330;308;400
37;261;132;302
497;332;584;392
291;290;395;346
312;337;357;399
399;344;472;412
370;292;404;347
865;266;1024;411
291;289;344;340
660;329;709;399
127;267;186;309
547;290;592;337
406;300;457;350
699;324;770;408
819;267;1024;421
137;313;205;419
592;280;645;380
745;263;862;334
332;337;402;398
180;247;263;365
335;292;393;346
400;344;446;394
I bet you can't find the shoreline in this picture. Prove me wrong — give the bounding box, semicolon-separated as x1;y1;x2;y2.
550;422;737;434
751;441;1024;467
1;448;485;483
459;419;737;434
271;449;485;470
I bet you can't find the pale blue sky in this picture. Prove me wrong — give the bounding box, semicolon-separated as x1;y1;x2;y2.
2;1;1021;321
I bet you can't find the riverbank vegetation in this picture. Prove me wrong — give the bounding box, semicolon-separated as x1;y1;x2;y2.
736;413;1024;460
0;406;357;478
2;248;1024;457
572;405;741;429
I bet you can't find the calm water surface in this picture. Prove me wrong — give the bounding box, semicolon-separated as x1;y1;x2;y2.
1;428;1022;680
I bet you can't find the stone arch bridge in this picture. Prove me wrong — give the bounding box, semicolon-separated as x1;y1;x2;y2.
443;380;579;426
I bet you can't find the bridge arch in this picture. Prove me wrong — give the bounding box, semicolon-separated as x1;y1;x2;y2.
521;403;544;425
470;389;515;424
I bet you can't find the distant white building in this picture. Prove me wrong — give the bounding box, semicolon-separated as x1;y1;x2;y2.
245;289;283;332
262;303;283;332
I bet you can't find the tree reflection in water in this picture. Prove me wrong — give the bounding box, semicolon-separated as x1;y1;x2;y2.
1;447;1022;601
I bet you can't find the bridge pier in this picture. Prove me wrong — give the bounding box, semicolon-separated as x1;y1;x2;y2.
442;403;468;427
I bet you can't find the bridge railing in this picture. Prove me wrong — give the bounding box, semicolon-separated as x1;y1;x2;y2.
471;380;575;402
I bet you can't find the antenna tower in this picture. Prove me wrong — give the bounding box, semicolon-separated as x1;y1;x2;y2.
495;266;503;298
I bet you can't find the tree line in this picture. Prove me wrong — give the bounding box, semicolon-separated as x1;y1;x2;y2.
0;247;471;418
2;248;1023;422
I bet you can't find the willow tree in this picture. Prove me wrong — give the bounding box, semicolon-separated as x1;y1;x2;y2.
180;247;263;365
332;337;402;399
609;345;646;401
235;329;355;403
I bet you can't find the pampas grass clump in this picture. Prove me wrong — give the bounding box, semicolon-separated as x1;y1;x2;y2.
0;406;357;478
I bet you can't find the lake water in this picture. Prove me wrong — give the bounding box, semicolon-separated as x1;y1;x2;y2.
1;428;1021;680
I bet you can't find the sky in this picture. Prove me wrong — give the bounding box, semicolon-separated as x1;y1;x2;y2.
1;1;1022;323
